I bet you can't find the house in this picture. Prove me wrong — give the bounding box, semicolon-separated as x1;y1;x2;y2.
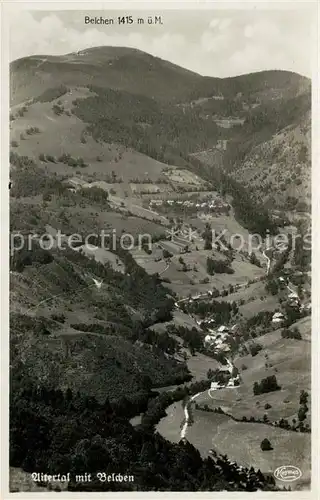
272;312;285;324
210;381;221;390
218;325;229;334
204;334;216;345
288;292;300;307
66;177;87;190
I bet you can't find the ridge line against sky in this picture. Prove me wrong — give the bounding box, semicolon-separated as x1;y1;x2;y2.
9;10;313;78
10;47;310;81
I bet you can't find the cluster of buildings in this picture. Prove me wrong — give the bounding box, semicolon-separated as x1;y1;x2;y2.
272;312;286;325
149;198;229;212
210;374;240;390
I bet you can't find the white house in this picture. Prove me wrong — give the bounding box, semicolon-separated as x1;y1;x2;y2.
218;325;229;334
272;312;285;324
204;334;216;345
210;381;221;390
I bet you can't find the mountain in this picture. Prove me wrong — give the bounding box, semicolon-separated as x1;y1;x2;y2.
10;46;211;105
11;46;309;105
231;109;311;209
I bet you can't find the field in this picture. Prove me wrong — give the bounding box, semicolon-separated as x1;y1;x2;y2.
155;398;310;490
217;280;266;303
10;89;178;184
53;204;167;239
238;295;280;318
130;246;169;276
130;183;173;194
73;244;125;273
163;168;207;187
151;309;202;334
163;250;265;298
184;351;221;380
156;400;185;442
149;316;311;486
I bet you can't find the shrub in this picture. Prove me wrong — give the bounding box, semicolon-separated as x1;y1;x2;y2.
163;249;173;259
260;438;272;451
298;404;308;422
299;390;309;405
161;277;171;283
200;277;209;284
249;343;263;357
52;104;64;115
26;126;40;135
253;375;281;395
51;313;66;323
10;140;18;148
281;327;302;340
207;257;234;275
46;155;56;163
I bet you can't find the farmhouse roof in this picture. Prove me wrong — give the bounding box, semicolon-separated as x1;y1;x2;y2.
273;312;284;318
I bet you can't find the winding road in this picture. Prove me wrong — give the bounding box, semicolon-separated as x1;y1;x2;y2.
262;250;271;275
180;353;238;440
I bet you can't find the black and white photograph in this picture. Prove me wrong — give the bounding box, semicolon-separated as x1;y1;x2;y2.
3;2;317;495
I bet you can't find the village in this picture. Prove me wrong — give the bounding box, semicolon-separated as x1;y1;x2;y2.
175;273;311;361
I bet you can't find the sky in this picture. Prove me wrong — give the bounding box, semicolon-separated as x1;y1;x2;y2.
9;8;313;78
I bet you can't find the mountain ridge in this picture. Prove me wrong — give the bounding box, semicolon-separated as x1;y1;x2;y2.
10;45;310;105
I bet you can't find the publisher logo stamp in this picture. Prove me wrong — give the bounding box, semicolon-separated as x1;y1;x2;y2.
274;466;302;482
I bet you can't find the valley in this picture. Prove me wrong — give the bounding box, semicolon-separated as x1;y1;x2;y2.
9;45;311;492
